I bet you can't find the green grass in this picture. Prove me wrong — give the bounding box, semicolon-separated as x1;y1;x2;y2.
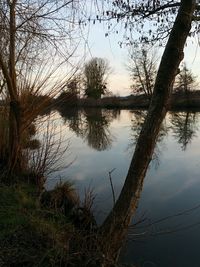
0;183;74;267
0;185;29;238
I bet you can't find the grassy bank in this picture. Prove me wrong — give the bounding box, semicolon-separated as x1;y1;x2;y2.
0;183;74;266
0;180;100;267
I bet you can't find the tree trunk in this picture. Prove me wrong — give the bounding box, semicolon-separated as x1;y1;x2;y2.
99;0;196;265
7;0;22;173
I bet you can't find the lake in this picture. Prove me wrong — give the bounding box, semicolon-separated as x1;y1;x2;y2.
45;108;200;267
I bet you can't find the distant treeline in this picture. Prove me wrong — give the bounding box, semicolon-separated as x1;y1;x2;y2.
54;90;200;110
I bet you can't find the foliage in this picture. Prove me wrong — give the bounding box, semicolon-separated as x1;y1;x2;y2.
83;57;111;99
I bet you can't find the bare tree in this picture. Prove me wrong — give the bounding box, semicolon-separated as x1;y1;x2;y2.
128;47;157;99
0;0;83;173
174;62;197;93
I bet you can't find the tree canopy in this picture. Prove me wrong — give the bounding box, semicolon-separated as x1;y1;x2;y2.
83;57;111;99
90;0;200;46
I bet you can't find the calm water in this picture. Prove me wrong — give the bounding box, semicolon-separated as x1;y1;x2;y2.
46;108;200;267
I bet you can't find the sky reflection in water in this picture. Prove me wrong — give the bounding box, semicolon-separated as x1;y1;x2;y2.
48;109;200;267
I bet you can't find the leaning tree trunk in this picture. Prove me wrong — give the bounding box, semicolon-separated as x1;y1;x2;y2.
99;0;196;265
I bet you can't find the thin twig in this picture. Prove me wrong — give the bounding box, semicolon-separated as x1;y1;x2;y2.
108;168;116;207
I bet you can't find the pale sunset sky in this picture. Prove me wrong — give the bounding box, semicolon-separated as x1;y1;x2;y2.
83;20;200;96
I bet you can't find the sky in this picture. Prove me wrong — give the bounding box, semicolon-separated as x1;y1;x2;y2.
81;20;200;96
82;22;134;96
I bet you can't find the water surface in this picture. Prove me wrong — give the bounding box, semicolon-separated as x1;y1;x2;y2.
47;108;200;266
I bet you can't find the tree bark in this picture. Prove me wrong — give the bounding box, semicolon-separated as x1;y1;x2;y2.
8;0;22;173
99;0;196;265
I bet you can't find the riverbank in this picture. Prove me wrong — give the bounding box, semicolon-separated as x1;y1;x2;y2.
1;91;200;112
55;91;200;110
0;179;100;266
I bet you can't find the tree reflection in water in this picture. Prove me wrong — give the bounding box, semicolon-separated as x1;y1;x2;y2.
82;108;116;151
57;107;200;266
58;107;170;264
170;111;198;151
128;110;169;168
58;107;120;151
58;107;85;137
